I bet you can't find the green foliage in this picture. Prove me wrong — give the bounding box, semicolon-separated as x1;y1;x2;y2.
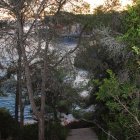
57;100;70;113
73;2;140;140
75;9;124;32
94;127;107;140
0;108;18;139
120;0;140;80
72;110;82;119
82;112;93;120
97;70;136;99
122;1;140;47
46;122;69;140
97;70;139;113
95;70;140;139
97;70;119;100
132;46;140;55
121;0;140;67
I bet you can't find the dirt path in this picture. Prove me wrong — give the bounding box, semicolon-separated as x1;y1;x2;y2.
66;128;98;140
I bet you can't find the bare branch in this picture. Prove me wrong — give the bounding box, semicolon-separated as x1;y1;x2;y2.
53;24;87;67
114;96;140;126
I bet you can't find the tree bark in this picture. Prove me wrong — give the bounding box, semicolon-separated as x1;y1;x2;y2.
16;16;24;127
38;41;49;140
38;116;45;140
19;98;24;127
15;82;19;122
16;12;44;140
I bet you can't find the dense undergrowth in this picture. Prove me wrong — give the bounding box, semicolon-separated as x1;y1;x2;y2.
0;109;69;140
74;1;140;140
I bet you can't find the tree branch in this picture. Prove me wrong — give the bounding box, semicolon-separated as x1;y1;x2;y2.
53;24;87;68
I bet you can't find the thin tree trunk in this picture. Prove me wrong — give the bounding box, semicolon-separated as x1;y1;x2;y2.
15;82;19;122
17;10;50;140
39;117;45;140
39;41;49;140
18;54;24;127
17;26;24;127
19;98;24;127
16;13;42;140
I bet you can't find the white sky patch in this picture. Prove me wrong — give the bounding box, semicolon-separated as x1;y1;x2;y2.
84;0;133;12
85;0;105;7
85;0;133;6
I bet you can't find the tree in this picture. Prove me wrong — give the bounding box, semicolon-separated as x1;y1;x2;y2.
0;1;65;140
0;1;86;140
95;70;140;139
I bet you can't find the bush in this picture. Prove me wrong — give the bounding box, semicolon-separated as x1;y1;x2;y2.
72;110;82;119
0;108;18;139
57;100;70;114
21;123;38;140
21;122;69;140
46;122;69;140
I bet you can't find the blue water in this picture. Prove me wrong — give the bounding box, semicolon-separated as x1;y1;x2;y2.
0;95;32;121
0;39;78;122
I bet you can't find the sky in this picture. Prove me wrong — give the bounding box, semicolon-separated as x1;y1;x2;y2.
0;0;134;19
83;0;134;12
84;0;133;8
85;0;104;7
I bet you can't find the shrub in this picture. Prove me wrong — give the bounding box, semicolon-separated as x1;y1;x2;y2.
21;123;38;140
21;122;69;140
46;122;69;140
0;108;18;139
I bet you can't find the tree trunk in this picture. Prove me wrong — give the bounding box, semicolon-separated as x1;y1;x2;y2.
15;82;19;122
39;41;49;140
38;117;45;140
17;28;24;127
17;11;48;140
16;13;42;139
19;99;24;127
